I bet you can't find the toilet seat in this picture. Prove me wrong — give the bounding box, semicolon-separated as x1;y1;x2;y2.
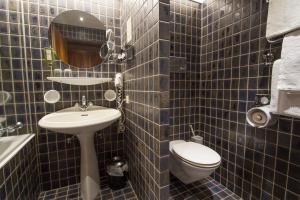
169;140;221;184
172;142;221;168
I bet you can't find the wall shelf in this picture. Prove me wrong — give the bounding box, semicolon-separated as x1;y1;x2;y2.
47;77;112;86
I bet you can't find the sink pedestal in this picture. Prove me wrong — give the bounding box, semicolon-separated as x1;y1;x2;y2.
77;132;100;200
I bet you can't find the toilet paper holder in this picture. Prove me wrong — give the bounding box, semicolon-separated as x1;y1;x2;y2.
246;105;277;128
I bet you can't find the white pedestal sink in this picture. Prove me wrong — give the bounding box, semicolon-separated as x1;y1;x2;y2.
38;106;121;200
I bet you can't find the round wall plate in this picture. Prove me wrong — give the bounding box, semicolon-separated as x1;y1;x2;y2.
44;90;61;104
0;116;6;123
104;90;117;101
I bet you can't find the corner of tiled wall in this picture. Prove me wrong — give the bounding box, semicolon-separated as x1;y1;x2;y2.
120;0;171;199
169;0;202;142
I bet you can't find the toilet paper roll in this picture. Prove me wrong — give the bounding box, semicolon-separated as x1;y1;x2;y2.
246;105;277;128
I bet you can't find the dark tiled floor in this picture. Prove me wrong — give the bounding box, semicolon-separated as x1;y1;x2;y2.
38;180;137;200
169;176;242;200
38;176;240;200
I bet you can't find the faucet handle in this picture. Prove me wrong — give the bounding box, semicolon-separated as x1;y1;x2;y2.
14;122;23;129
1;121;23;135
88;102;93;107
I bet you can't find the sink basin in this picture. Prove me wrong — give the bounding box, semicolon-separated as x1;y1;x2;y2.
38;106;121;200
38;106;121;134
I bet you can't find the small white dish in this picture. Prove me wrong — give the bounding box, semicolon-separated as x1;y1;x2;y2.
104;90;117;101
44;90;60;104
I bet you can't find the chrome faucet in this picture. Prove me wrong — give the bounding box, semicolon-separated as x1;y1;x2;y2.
80;95;88;111
79;96;93;111
0;122;23;137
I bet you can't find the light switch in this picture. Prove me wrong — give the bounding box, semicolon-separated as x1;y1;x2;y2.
125;95;130;104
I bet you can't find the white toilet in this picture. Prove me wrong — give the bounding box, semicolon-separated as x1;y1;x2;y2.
169;138;221;184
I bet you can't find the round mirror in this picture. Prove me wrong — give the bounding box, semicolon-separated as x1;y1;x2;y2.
44;90;61;104
104;90;117;101
49;10;108;68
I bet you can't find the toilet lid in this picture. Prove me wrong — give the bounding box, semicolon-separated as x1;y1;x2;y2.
169;140;185;151
172;142;221;166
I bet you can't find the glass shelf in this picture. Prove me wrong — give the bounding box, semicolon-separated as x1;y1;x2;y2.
47;77;112;86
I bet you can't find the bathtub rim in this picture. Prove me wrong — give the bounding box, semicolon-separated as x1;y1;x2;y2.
0;134;35;169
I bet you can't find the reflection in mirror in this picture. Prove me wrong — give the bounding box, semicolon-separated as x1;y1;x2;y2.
49;10;107;68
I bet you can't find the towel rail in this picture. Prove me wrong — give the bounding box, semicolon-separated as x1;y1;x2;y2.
267;37;283;44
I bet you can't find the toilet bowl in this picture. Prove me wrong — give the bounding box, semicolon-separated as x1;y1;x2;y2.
169;140;221;184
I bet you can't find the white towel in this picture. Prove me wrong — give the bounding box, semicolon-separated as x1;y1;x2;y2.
266;0;300;39
270;59;281;113
278;29;300;90
270;30;300;118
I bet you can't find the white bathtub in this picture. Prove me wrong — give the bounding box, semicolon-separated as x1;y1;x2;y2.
0;134;35;169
